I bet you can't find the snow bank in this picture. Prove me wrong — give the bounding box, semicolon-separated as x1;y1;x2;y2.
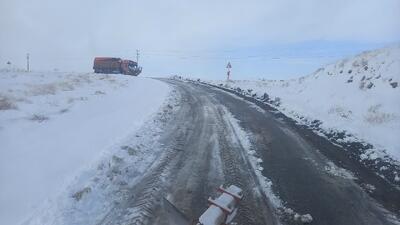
209;46;400;161
0;71;170;225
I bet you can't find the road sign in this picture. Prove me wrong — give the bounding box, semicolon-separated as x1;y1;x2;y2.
226;62;232;69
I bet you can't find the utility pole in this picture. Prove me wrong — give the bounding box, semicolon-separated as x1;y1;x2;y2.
26;53;30;72
136;49;140;65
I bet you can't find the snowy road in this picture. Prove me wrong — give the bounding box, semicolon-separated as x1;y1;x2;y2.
97;79;279;225
98;79;399;225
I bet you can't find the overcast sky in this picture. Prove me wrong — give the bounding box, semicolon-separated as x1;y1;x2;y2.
1;0;399;79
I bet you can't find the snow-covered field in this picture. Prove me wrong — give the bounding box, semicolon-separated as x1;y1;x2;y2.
0;71;171;225
208;46;400;163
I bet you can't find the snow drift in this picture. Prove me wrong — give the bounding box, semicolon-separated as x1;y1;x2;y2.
0;71;171;225
209;46;400;163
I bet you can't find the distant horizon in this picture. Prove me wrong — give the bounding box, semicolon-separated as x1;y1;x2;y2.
1;41;397;80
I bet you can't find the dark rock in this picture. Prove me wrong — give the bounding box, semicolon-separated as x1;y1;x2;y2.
347;76;353;83
72;187;91;201
261;93;270;101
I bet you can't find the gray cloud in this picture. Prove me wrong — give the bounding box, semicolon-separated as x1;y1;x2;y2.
0;0;399;76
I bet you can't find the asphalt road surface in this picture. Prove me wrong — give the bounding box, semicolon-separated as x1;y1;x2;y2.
99;79;400;225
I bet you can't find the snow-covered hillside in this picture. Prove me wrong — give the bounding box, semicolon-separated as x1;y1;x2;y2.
0;71;171;225
209;46;400;162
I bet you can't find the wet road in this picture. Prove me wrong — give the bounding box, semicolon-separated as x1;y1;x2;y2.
100;79;399;225
204;82;400;225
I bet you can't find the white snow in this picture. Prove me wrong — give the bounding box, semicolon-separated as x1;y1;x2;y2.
324;162;355;180
294;213;313;224
209;46;400;162
0;71;171;225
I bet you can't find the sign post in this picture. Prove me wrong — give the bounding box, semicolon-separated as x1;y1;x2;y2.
226;62;232;81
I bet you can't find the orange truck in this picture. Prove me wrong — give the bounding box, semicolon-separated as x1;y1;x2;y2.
93;57;142;76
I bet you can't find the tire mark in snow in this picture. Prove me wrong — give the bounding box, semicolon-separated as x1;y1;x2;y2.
98;141;182;225
97;80;280;225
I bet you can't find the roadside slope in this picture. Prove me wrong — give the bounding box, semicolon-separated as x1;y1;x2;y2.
208;46;400;183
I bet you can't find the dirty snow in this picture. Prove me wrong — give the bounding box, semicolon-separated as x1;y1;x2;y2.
208;46;400;162
0;71;171;225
